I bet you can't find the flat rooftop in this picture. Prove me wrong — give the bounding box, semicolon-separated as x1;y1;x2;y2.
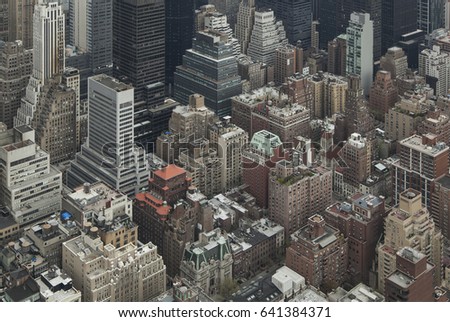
437;175;450;189
401;134;448;156
91;74;132;92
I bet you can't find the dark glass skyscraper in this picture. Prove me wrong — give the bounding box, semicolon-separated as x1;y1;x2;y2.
353;0;382;60
165;0;195;88
256;0;312;48
319;0;352;49
319;0;381;59
173;30;242;117
113;0;165;104
382;0;418;55
113;0;165;145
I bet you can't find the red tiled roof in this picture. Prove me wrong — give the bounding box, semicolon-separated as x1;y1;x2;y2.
153;164;186;180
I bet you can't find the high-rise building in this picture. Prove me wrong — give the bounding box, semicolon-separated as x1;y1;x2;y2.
7;0;35;49
417;0;446;34
165;0;196;86
353;0;382;59
195;5;240;56
242;130;287;208
113;0;165;145
393;134;449;209
385;247;436;301
369;70;399;122
268;161;333;236
133;188;212;277
15;1;65;126
378;189;442;292
256;0;312;48
446;0;450;29
247;9;288;66
286;214;348;289
327;34;347;77
380;47;408;79
418;109;450;146
432;175;450;240
307;72;348;118
62;232;166;302
381;0;418;55
31;76;77;164
318;0;351;49
274;45;302;85
0;126;62;225
69;0;113;73
0;0;7;42
235;0;255;55
344;75;375;138
0;41;32;128
419;45;450;97
236;55;268;92
67;75;149;196
174;30;242;118
209;118;248;192
385;91;429;141
208;0;240;31
324;193;385;286
339;133;372;195
231;86;311;143
346;12;374;96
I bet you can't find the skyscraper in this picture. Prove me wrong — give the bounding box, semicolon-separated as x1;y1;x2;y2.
393;134;449;208
417;0;446;34
382;0;418;55
419;45;450;97
7;0;35;49
318;0;352;49
165;0;196;87
0;0;7;41
346;12;374;96
174;30;242;117
235;0;255;55
15;1;65;126
208;0;240;30
353;0;382;60
378;189;442;292
195;5;240;56
113;0;165;145
256;0;312;48
369;70;399;122
0;41;32;128
69;0;113;72
247;9;288;66
67;75;149;196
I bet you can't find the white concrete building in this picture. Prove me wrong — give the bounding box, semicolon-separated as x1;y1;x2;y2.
0;126;62;225
346;12;374;96
247;9;288;66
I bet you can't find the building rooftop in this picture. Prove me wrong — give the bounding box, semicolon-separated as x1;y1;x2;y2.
339;283;384;302
91;74;132;92
398;247;425;264
291;287;328;302
153;164;186;181
400;134;448;156
0;207;17;229
5;278;40;302
437;175;450;189
67;182;127;215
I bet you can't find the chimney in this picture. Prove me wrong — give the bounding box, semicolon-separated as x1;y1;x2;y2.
83;183;91;193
